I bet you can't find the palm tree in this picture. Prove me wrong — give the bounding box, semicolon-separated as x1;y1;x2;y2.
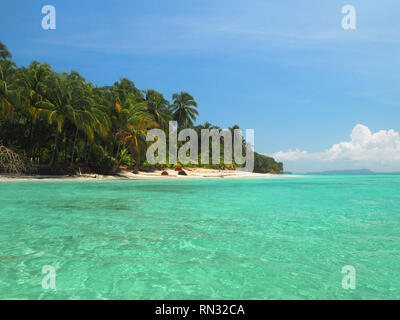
170;91;198;128
0;60;17;117
38;74;81;165
18;62;52;119
1;61;53;159
112;78;143;102
114;98;158;169
106;83;151;163
68;81;110;164
42;72;112;166
0;42;11;60
194;121;220;132
143;89;171;130
117;114;158;169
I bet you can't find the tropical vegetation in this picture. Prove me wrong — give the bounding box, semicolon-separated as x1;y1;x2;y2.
0;42;283;174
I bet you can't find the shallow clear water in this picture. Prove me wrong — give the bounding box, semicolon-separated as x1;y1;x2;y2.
0;175;399;299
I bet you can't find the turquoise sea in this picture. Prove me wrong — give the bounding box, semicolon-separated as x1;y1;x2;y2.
0;175;399;300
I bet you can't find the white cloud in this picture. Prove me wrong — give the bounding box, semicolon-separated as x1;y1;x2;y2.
273;124;400;172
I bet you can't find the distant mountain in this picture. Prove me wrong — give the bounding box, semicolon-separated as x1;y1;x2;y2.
309;169;375;175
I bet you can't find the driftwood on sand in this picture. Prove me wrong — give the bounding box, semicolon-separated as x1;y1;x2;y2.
0;145;26;174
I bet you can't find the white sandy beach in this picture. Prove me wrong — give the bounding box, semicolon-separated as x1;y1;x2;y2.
0;168;296;181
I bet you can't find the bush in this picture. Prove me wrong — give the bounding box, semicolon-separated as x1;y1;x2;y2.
254;152;283;173
173;162;182;168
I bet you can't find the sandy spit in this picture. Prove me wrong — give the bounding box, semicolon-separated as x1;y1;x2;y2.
0;168;298;182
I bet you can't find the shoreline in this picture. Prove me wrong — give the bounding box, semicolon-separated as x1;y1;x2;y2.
0;168;297;182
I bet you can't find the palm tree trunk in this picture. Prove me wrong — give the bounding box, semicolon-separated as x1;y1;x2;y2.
115;141;121;161
70;128;79;165
85;139;91;165
134;152;140;170
28;118;34;158
83;138;87;162
64;132;68;162
50;129;59;167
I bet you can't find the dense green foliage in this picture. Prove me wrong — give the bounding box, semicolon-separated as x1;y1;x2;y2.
254;152;283;173
0;41;283;174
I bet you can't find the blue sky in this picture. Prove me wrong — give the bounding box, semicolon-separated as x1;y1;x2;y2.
1;1;399;172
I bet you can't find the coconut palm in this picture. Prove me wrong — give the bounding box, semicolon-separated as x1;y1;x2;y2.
170;91;198;128
143;89;171;130
17;61;52;121
116;101;158;169
68;81;110;164
106;82;150;161
0;60;17;117
112;78;143;102
194;121;220;132
0;42;11;60
37;74;82;165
